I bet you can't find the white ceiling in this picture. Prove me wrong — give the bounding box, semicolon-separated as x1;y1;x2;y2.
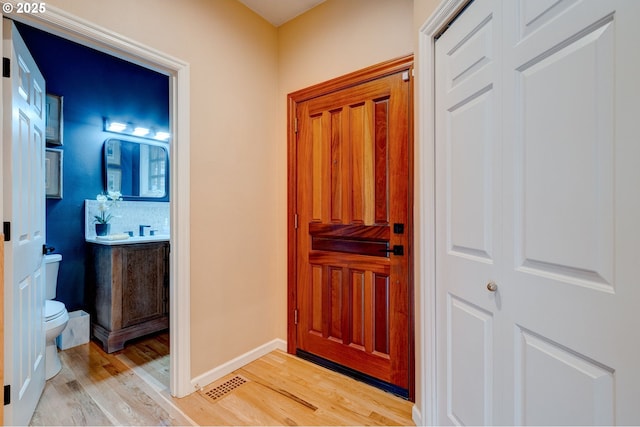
237;0;326;26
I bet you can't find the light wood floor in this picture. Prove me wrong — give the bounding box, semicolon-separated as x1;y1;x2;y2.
30;333;415;426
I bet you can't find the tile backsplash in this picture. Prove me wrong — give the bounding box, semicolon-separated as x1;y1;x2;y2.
85;199;169;239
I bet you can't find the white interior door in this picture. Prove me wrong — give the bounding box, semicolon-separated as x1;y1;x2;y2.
2;18;47;426
435;1;503;424
435;0;640;424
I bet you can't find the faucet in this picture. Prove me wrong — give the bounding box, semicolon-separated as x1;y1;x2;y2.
139;225;151;236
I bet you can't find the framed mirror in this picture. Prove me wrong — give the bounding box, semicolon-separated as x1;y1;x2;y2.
104;138;169;199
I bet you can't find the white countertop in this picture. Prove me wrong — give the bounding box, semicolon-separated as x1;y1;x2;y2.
86;234;170;245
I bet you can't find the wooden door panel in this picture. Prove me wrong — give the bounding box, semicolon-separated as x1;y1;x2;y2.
292;58;412;396
121;244;165;328
303;261;390;344
300;254;408;385
309;223;389;256
301;262;392;380
309;97;389;224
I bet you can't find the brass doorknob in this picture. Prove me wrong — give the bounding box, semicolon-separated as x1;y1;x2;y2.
486;281;498;292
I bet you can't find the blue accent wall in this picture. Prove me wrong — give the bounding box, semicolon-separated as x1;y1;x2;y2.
16;23;169;312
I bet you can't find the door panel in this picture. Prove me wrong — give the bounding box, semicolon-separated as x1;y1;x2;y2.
121;244;166;328
293;63;412;396
503;0;633;424
515;328;614;426
448;88;495;261
3;18;47;426
436;0;640;424
514;13;614;288
435;0;501;424
447;296;494;426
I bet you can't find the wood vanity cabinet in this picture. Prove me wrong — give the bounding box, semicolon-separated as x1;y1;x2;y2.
88;241;169;353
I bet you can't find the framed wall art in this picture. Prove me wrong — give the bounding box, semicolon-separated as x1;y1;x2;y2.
46;93;63;145
45;148;63;198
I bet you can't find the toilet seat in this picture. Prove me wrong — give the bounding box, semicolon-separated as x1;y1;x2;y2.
45;300;66;322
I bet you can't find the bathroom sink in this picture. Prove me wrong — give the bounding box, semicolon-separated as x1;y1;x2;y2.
87;234;170;245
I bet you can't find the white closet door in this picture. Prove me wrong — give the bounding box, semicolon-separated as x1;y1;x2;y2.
501;0;640;424
435;1;505;424
435;0;640;424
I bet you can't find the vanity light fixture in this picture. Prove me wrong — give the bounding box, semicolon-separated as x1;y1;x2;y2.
132;127;150;137
106;121;127;132
154;131;170;141
103;118;170;142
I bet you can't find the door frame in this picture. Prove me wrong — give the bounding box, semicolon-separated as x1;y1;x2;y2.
0;2;193;398
287;55;416;399
417;0;475;424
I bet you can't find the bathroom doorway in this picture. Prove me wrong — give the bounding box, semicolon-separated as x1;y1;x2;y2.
15;21;171;318
0;8;191;423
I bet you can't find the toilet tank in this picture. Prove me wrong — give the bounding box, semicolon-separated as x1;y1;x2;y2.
44;254;62;300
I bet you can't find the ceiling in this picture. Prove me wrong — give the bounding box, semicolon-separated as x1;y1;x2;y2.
237;0;326;26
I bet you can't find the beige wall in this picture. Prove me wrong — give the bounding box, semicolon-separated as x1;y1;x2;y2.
278;0;414;94
276;0;415;336
44;0;281;379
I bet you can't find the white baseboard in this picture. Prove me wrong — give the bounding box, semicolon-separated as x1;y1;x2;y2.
412;404;423;426
190;338;287;392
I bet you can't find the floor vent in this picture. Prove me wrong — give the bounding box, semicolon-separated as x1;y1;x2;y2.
204;376;248;401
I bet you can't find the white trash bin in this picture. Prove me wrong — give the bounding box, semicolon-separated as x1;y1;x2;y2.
56;310;90;350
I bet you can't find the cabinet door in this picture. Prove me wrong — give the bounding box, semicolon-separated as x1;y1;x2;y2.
121;243;167;328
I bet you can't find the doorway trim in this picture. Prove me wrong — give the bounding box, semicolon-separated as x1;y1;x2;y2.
1;2;192;397
416;0;471;425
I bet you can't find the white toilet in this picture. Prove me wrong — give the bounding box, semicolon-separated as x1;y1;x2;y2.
44;253;69;380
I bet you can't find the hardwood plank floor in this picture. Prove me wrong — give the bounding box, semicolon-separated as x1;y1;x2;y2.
31;333;415;426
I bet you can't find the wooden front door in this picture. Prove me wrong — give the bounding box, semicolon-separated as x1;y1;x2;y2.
288;56;414;398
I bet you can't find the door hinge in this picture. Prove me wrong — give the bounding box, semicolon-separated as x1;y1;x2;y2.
4;385;10;405
402;70;410;82
294;214;298;229
294;117;298;134
3;222;10;241
2;58;9;78
294;309;298;325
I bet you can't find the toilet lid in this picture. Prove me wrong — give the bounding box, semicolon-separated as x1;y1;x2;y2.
45;300;66;321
